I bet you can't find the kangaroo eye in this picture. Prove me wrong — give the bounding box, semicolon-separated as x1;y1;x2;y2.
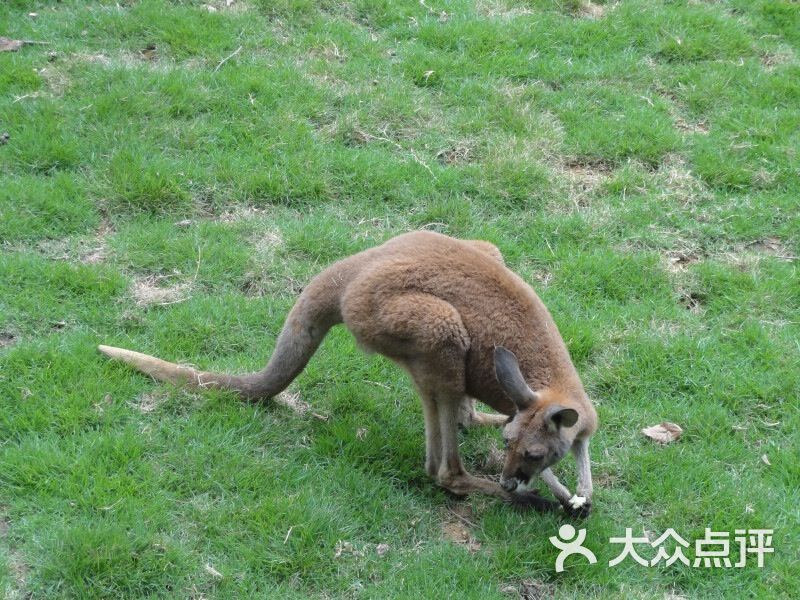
524;451;544;461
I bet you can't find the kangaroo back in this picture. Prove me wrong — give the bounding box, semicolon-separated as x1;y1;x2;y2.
99;253;368;400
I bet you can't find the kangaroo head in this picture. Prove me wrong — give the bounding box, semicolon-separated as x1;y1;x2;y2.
494;347;579;493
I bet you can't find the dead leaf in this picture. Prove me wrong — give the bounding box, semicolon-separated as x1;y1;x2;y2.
641;422;683;444
334;540;363;558
761;454;771;466
0;132;9;145
204;564;223;579
356;427;367;440
334;541;352;558
0;37;24;52
140;44;157;61
375;543;389;556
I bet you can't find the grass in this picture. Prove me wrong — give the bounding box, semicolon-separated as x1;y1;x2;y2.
1;0;798;597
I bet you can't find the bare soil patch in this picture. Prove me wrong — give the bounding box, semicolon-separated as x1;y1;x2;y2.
441;504;482;553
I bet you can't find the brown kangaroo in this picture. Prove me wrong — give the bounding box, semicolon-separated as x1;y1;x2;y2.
99;231;597;516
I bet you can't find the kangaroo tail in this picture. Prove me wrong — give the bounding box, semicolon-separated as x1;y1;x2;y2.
99;256;360;401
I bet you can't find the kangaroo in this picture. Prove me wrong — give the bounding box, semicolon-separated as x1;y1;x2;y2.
99;231;597;516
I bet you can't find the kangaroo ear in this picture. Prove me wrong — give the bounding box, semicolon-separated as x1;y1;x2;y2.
545;405;579;429
494;346;539;410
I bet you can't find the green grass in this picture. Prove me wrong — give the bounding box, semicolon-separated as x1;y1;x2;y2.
1;0;798;597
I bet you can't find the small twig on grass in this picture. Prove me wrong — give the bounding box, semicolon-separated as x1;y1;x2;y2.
153;296;191;306
446;506;477;529
98;498;123;511
192;243;203;284
213;45;242;73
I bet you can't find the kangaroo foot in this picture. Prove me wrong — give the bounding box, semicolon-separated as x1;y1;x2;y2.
438;472;508;498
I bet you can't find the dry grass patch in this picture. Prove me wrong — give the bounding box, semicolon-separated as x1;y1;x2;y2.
665;249;702;273
722;237;798;270
475;0;535;20
203;0;250;13
577;1;607;20
500;579;556;600
545;157;614;213
77;51;205;73
29;219;112;266
760;46;797;71
134;390;169;414
215;206;271;224
653;155;712;206
1;513;29;600
678;289;705;314
252;230;284;256
481;439;506;472
240;227;285;296
674;116;710;135
564;158;613;195
0;331;18;349
131;275;192;307
436;143;473;165
655;87;710;137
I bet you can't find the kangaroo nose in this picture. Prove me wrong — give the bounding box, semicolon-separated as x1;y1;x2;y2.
501;478;519;493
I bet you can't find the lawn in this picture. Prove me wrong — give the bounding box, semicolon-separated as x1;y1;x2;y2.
1;0;798;597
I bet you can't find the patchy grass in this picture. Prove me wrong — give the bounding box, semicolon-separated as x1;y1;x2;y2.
1;0;798;598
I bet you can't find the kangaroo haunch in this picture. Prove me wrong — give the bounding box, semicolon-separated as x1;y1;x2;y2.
100;231;597;516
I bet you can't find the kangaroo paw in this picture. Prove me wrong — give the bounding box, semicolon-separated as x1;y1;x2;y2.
560;495;592;519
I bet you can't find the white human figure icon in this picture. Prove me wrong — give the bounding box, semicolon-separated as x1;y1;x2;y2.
549;524;598;573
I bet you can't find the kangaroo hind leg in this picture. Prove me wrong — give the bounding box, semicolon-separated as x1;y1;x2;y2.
370;293;508;499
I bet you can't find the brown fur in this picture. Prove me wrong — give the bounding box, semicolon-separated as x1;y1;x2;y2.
99;231;597;513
